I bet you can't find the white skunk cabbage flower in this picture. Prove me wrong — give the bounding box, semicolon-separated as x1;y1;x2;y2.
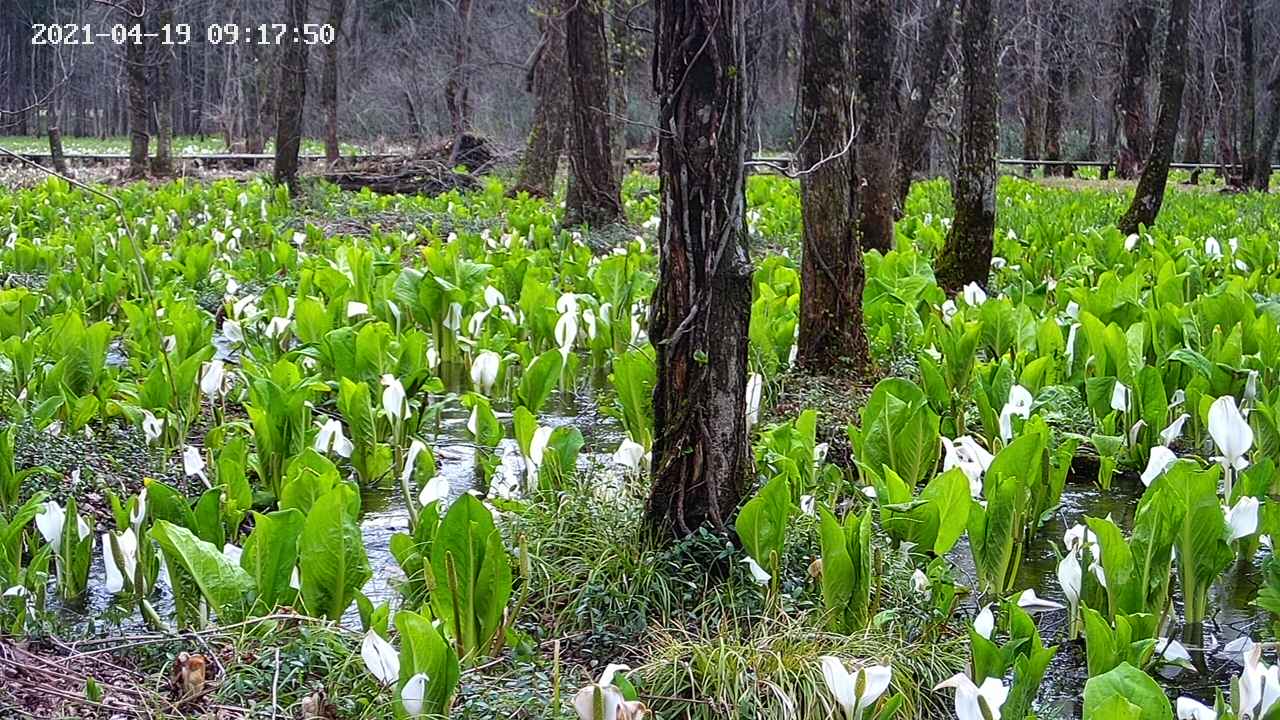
141;410;165;444
314;417;354;458
1161;413;1190;446
1208;395;1253;472
819;656;892;720
1226;497;1260;541
935;673;1009;720
742;557;771;585
612;440;646;474
401;672;429;717
470;351;500;395
199;360;226;397
361;631;400;686
962;282;987;306
1141;446;1178;486
998;385;1034;442
745;373;763;429
102;528;140;594
1016;588;1065;613
381;374;408;422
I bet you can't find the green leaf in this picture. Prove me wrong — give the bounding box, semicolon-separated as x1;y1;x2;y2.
150;520;253;622
1082;663;1172;720
515;350;562;413
241;509;304;612
395;609;461;717
299;485;370;620
734;475;791;575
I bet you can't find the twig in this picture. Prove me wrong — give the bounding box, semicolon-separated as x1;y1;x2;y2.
269;647;281;720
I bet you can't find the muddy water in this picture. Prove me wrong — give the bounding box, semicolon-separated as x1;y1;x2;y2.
959;478;1268;718
63;376;627;633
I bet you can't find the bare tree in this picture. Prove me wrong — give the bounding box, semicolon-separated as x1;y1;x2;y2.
895;0;955;212
1119;0;1193;233
1238;0;1258;187
646;0;752;538
151;0;176;176
935;0;997;293
564;0;622;226
795;0;867;372
322;0;349;163
513;0;570;198
1114;1;1156;178
446;0;476;163
854;0;896;252
123;0;149;178
273;0;310;189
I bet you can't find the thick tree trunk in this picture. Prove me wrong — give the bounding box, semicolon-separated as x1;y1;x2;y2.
272;0;310;190
124;0;149;179
796;0;867;372
1043;66;1065;175
150;0;175;176
608;4;631;187
1114;1;1156;179
564;0;622;226
646;0;752;539
935;0;997;294
1238;0;1258;187
446;0;475;164
1213;54;1239;181
513;1;570;198
895;0;955;213
322;0;347;163
853;0;896;253
1118;0;1191;234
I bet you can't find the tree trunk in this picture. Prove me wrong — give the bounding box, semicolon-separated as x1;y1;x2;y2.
1254;70;1280;192
150;0;175;176
1238;0;1258;187
1182;52;1205;184
895;0;955;214
795;0;867;373
608;3;631;187
124;0;149;179
564;0;622;226
512;0;570;198
935;0;997;294
446;0;476;164
1020;93;1042;178
1043;67;1065;175
646;0;752;539
273;0;310;190
322;0;347;163
47;125;69;176
1118;0;1192;234
1114;1;1156;179
853;0;896;253
1213;53;1239;181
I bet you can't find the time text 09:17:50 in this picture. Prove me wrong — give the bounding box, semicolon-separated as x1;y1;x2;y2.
31;23;336;46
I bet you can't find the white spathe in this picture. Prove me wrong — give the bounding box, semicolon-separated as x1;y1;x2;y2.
935;673;1010;720
182;445;207;481
470;351;501;395
381;374;408;422
1141;446;1178;486
1209;395;1253;471
1175;697;1216;720
1161;413;1190;446
962;283;987;306
141;410;165;444
346;301;369;318
555;311;578;359
974;605;995;639
1016;588;1065;613
1110;381;1130;413
199;360;226;397
102;528;139;594
819;656;892;720
1057;552;1082;607
942;436;995;497
998;385;1034;442
419;475;451;507
742;557;771;585
745;373;763;429
361;631;400;686
314;417;354;458
401;672;429;717
1226;497;1260;541
612;440;646;474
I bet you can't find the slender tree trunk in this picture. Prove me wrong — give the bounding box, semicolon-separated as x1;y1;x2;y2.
273;0;310;190
446;0;475;164
1238;0;1258;187
564;0;622;226
1118;0;1192;234
322;0;347;163
47;124;69;176
1044;65;1065;176
853;0;896;252
124;0;149;179
513;0;570;198
1213;54;1239;181
895;0;955;213
1255;71;1280;191
646;0;751;539
1020;93;1042;177
1114;1;1156;179
1182;52;1205;184
150;0;175;176
608;4;631;187
796;0;867;372
935;0;997;293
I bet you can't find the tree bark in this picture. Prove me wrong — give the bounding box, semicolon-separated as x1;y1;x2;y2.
150;0;175;176
1043;65;1065;175
1020;93;1042;177
273;0;310;190
322;0;347;163
446;0;475;164
1254;70;1280;192
1182;52;1205;184
608;3;632;188
47;125;69;176
124;0;149;179
1118;0;1192;234
895;0;955;214
564;0;623;226
853;0;896;253
646;0;752;539
795;0;867;372
935;0;997;294
1114;1;1156;179
1213;53;1239;181
1238;0;1258;187
513;0;570;198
